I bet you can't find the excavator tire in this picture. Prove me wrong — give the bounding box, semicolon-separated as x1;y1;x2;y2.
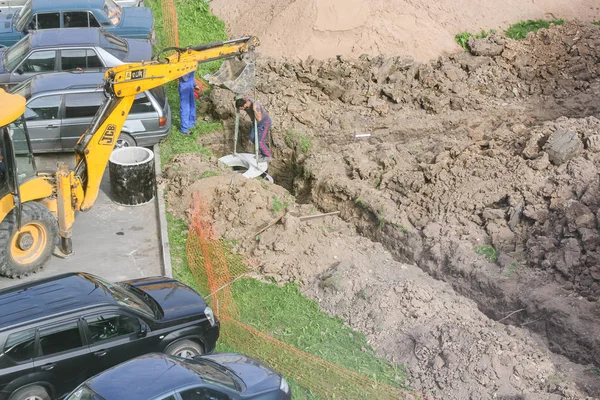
0;202;58;278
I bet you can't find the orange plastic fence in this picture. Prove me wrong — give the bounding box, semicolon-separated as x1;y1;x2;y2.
160;0;424;397
159;0;211;91
186;192;424;399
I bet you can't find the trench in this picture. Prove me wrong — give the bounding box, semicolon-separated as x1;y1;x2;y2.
266;145;600;371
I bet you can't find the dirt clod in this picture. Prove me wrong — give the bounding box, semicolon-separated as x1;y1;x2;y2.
163;20;600;400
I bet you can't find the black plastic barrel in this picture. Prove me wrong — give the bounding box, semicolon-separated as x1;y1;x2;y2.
108;147;155;206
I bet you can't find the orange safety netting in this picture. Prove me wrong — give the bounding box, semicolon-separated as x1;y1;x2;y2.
186;192;425;399
159;0;211;92
161;0;424;397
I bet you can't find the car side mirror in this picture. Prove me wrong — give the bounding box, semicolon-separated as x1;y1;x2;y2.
16;68;23;75
138;322;148;338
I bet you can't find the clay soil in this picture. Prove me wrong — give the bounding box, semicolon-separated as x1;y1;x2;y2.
160;12;600;400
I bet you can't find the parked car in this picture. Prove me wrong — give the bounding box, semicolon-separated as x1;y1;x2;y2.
9;70;171;152
65;353;292;400
0;0;155;47
1;0;143;8
0;27;152;88
0;272;219;400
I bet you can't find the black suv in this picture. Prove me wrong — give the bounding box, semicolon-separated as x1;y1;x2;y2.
0;272;219;400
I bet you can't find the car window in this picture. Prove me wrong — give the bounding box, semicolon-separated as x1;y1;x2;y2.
14;0;33;32
65;384;104;400
65;92;104;119
88;12;100;28
185;361;238;391
86;50;103;68
63;11;89;28
149;87;167;109
22;50;56;73
3;36;31;72
4;329;35;362
34;12;60;29
103;0;122;26
179;388;231;400
39;322;83;356
61;50;103;71
130;93;154;114
25;95;61;121
84;314;140;343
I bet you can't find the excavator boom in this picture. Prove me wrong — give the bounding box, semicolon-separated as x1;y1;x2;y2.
72;36;259;212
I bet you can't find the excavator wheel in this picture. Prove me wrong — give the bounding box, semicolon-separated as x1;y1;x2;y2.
0;202;59;278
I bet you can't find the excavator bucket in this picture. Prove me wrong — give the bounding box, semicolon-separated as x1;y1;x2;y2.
204;56;255;95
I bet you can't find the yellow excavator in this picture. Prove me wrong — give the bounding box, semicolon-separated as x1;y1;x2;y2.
0;35;259;278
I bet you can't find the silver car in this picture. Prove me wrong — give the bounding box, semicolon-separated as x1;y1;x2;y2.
0;27;152;88
9;70;171;152
0;0;143;11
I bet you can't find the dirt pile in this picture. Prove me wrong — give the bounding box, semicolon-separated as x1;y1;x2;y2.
210;0;600;62
160;156;599;399
199;21;600;395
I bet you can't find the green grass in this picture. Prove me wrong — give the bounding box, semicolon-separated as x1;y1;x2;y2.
167;215;409;399
455;29;494;50
146;0;228;165
271;196;288;213
593;21;600;26
475;245;498;263
504;263;519;278
285;129;313;155
505;19;564;39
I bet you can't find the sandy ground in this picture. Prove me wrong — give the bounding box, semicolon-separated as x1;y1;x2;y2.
210;0;600;61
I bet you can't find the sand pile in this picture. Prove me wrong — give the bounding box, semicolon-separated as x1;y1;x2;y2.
210;0;600;61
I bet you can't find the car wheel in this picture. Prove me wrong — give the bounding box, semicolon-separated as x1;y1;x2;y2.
164;339;204;359
114;132;136;150
9;385;50;400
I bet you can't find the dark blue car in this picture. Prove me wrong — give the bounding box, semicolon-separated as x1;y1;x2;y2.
0;0;154;47
65;353;292;400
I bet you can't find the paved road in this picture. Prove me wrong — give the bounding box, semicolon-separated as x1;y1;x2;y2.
0;152;163;290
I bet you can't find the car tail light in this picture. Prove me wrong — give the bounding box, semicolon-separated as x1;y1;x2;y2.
159;116;167;127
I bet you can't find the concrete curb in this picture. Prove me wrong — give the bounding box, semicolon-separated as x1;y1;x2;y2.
153;144;173;278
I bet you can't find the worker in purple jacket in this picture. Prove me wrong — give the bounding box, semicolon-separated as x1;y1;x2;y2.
236;97;272;162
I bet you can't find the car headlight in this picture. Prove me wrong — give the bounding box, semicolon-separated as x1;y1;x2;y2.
205;306;216;327
279;377;289;393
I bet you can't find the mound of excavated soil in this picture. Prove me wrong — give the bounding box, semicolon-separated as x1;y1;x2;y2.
193;21;600;397
210;0;600;61
160;156;598;399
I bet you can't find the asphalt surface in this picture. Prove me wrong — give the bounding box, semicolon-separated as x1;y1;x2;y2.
0;152;163;290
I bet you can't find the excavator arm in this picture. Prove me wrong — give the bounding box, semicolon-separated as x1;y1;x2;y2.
72;35;259;212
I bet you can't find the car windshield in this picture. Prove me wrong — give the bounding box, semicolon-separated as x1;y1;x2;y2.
185;358;241;392
87;274;155;318
99;30;128;60
65;384;105;400
14;0;33;33
10;79;32;100
4;37;31;72
103;0;122;26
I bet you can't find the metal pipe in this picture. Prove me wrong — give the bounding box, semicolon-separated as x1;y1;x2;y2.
233;110;239;155
254;119;259;164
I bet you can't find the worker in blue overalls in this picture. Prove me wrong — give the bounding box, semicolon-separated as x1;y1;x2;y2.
236;97;273;162
178;71;199;135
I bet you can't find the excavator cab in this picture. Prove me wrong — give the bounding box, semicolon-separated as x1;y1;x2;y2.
0;89;58;278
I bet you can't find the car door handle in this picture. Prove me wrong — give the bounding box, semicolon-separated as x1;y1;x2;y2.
94;350;107;357
41;363;55;371
45;124;58;129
